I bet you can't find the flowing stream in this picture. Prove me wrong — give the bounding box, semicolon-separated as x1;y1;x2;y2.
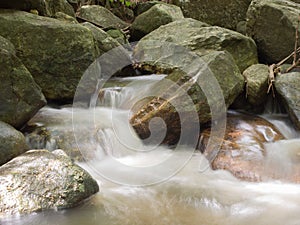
2;75;300;225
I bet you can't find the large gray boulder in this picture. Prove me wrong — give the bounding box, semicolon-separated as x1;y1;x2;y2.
275;72;300;130
77;5;129;30
0;0;75;17
173;0;252;30
131;50;244;145
0;10;99;100
134;18;258;72
131;3;184;40
246;0;300;64
0;149;99;216
0;121;28;166
0;35;46;127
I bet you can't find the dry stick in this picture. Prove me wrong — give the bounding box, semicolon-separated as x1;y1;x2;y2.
268;64;276;97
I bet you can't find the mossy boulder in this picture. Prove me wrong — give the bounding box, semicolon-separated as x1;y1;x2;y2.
134;18;258;72
77;5;129;30
243;64;270;106
275;72;300;130
246;0;300;64
0;121;29;166
131;51;244;145
131;3;184;40
0;10;99;100
0;0;75;17
0;35;46;127
0;149;99;216
173;0;252;30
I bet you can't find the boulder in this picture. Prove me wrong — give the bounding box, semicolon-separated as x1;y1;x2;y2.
134;18;258;72
243;64;269;106
173;0;252;30
130;51;244;145
0;35;46;127
0;10;99;100
134;1;163;16
0;122;28;166
199;111;285;182
246;0;300;64
275;72;300;130
0;0;75;17
131;3;184;40
0;149;99;216
77;5;129;30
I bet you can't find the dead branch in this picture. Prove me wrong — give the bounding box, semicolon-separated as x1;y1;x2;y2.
268;64;276;97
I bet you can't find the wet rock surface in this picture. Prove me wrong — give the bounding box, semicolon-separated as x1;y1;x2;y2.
131;51;244;145
0;149;99;216
200;111;285;182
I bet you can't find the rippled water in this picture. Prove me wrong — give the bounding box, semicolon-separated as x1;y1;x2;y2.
3;76;300;225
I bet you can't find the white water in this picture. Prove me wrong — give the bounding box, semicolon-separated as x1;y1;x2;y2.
3;76;300;225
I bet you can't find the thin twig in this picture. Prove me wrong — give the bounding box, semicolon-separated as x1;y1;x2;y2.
268;64;276;97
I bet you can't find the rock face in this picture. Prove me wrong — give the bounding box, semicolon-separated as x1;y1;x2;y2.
199;111;285;182
0;10;98;100
77;5;129;29
275;72;300;130
0;122;28;166
131;51;244;145
134;18;258;72
0;0;75;17
243;64;269;106
0;149;99;216
0;36;46;127
173;0;252;30
131;4;184;40
246;0;300;64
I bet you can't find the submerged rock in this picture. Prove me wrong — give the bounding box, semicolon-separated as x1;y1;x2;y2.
275;72;300;130
173;0;252;30
0;149;99;216
246;0;300;63
0;35;46;127
199;111;285;182
0;122;28;166
134;18;258;72
0;10;98;100
131;51;244;145
131;3;184;40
